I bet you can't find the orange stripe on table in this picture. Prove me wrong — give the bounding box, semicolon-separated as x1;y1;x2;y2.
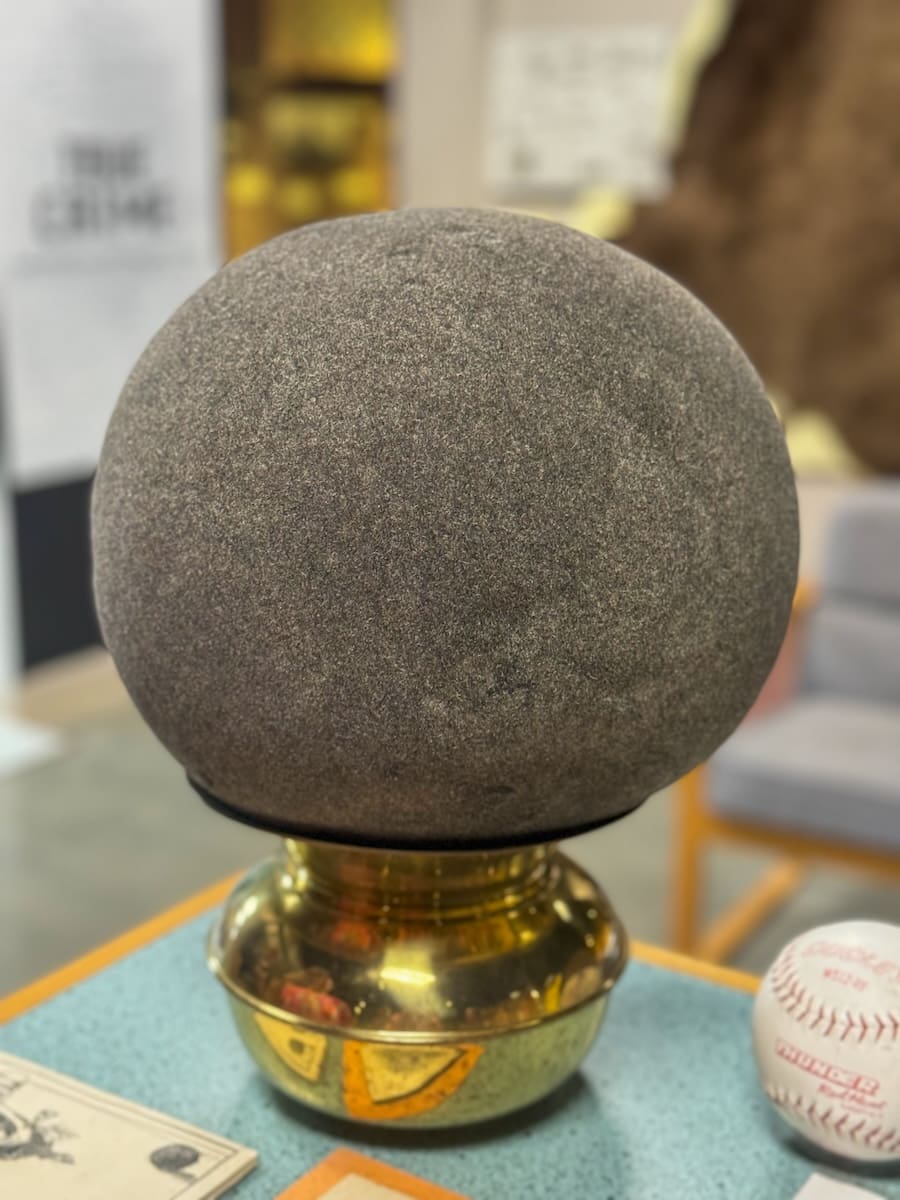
632;940;759;995
0;872;240;1024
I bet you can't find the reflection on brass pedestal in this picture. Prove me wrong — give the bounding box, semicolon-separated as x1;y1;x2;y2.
208;840;627;1127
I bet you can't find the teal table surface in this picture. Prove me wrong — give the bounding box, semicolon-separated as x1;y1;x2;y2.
2;916;899;1200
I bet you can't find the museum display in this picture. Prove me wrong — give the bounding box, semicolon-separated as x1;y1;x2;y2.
92;207;798;1126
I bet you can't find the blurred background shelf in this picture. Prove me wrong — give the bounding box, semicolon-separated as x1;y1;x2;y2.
223;0;395;257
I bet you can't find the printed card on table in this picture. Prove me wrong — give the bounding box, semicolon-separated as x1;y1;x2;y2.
0;1051;257;1199
277;1148;469;1200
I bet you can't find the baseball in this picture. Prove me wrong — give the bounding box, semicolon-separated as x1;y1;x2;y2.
753;921;900;1162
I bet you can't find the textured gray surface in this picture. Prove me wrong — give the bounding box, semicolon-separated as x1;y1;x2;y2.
93;207;798;845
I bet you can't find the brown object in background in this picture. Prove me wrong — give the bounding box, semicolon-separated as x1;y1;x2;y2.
621;0;900;473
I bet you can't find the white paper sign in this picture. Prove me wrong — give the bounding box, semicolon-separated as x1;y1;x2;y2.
0;0;221;488
485;25;677;199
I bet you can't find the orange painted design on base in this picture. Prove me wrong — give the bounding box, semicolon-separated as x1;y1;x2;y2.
342;1040;484;1121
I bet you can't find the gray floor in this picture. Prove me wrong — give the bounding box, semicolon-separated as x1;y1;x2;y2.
1;706;898;995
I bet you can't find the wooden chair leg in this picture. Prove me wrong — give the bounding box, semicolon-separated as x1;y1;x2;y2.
695;859;806;963
671;767;809;963
671;768;706;954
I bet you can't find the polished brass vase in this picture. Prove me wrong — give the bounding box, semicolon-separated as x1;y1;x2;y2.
208;839;627;1127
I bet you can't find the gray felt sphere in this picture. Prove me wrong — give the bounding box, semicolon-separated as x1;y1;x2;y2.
92;207;798;847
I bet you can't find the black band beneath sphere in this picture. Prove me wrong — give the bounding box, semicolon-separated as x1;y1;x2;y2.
188;775;642;851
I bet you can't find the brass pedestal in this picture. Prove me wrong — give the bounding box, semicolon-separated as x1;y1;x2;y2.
208;839;627;1127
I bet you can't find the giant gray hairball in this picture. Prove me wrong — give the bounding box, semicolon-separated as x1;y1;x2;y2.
92;207;798;847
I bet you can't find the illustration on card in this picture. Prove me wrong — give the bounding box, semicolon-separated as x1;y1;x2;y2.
0;1070;76;1166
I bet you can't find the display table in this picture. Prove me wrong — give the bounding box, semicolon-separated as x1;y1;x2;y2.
1;879;897;1200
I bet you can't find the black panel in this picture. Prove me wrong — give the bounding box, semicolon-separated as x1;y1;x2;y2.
14;476;101;667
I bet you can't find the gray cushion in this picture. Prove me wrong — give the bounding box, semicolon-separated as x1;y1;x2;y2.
709;696;900;850
803;600;900;706
825;483;900;604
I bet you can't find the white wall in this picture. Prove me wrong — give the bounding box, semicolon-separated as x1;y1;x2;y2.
396;0;698;213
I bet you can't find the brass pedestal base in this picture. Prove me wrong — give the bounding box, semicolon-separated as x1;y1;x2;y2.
208;839;627;1128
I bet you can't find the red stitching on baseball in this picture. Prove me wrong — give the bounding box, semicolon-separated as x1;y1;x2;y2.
769;1092;900;1152
768;964;900;1045
773;971;799;998
787;986;808;1013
